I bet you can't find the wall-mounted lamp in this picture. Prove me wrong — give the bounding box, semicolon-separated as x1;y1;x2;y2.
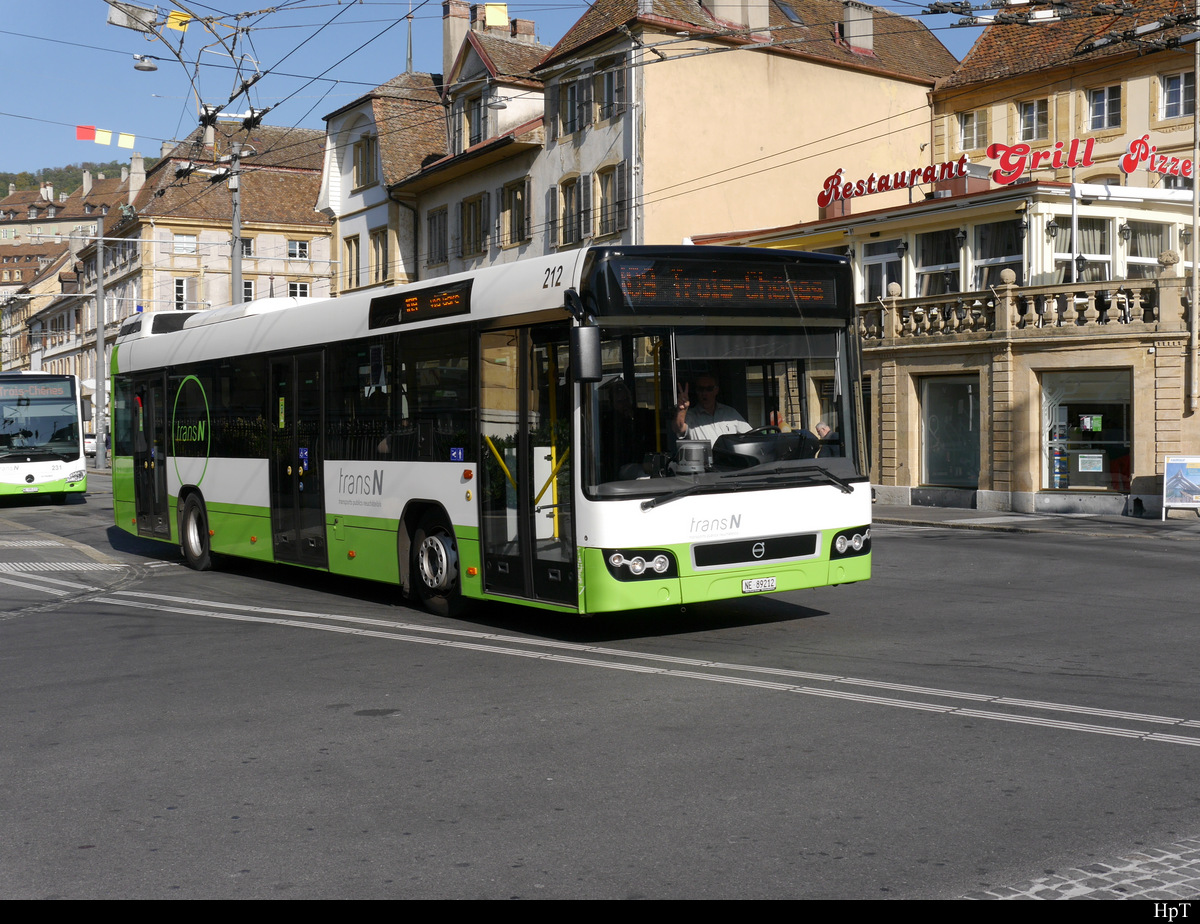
1075;254;1087;280
1183;228;1194;246
1017;220;1028;240
1119;223;1132;243
1046;218;1060;239
895;240;908;258
955;228;967;249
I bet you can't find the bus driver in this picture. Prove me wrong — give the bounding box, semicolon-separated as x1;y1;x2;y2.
673;373;752;443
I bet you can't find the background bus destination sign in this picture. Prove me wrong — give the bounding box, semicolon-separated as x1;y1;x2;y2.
369;279;472;329
612;259;837;313
0;380;73;400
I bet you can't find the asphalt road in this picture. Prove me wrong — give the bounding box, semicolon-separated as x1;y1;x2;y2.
2;476;1199;899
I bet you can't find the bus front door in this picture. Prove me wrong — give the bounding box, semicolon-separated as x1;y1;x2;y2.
133;375;169;538
269;353;327;569
479;326;576;607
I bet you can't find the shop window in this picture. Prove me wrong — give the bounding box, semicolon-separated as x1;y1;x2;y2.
916;229;962;296
973;220;1024;288
1124;220;1168;278
863;239;902;301
921;376;979;488
1042;370;1130;491
1051;216;1111;282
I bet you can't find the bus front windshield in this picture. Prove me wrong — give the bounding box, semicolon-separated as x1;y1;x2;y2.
582;325;862;499
0;380;80;461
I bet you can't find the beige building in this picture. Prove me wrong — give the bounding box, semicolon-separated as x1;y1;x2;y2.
352;1;956;279
699;4;1200;517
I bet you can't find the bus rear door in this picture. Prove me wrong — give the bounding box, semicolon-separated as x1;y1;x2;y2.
269;352;327;568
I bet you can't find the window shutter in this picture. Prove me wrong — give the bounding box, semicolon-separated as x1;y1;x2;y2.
455;201;464;258
546;87;559;142
616;161;629;233
580;72;594;129
481;191;491;249
495;186;504;245
580;173;592;240
451;100;463;153
547;185;558;248
615;59;628;116
523;177;532;242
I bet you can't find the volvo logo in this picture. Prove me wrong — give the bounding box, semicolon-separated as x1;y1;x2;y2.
752;541;766;559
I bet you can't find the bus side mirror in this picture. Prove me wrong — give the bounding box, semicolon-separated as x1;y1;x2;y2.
572;325;602;382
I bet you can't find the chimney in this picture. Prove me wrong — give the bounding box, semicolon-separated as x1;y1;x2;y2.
471;4;509;33
40;182;53;201
161;141;175;158
510;18;535;43
128;153;145;203
443;0;470;82
7;183;14;196
842;1;874;53
82;171;92;195
701;0;768;36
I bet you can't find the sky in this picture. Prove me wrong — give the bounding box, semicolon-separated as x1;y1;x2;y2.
0;0;983;177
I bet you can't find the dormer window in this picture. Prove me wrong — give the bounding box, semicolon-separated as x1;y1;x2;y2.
84;204;93;214
466;94;485;147
352;133;378;188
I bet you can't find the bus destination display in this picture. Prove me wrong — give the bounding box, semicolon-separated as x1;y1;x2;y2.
369;279;472;329
611;259;837;314
0;380;73;401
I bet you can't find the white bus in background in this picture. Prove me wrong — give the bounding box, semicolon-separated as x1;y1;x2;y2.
0;372;88;501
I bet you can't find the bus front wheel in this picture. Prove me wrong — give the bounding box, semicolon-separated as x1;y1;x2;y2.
180;495;213;571
412;512;463;617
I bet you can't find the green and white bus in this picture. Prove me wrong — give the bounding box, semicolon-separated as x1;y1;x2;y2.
0;372;88;501
111;246;870;615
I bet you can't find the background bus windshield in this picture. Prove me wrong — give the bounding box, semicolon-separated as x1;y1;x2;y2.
0;380;80;460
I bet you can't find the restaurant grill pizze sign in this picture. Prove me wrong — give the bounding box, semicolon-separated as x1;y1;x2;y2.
815;138;1104;206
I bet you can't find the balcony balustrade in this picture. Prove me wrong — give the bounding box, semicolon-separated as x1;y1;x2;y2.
858;262;1189;345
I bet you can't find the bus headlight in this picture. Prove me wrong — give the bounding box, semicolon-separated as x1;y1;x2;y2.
829;527;870;560
604;549;678;581
67;469;85;482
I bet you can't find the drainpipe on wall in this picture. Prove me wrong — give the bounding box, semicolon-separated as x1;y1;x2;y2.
1191;25;1199;411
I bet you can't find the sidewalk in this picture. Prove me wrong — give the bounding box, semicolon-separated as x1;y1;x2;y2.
874;501;1200;541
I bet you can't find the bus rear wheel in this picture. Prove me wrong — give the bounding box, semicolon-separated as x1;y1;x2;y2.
412;512;463;617
180;494;213;571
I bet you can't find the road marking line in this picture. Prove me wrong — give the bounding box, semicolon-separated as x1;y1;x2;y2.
100;590;1200;748
0;562;125;572
0;575;72;595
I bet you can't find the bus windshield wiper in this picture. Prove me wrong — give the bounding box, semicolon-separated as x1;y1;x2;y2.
723;467;855;494
640;471;849;509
